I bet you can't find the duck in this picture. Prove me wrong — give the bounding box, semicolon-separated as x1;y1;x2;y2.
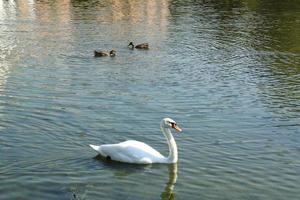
94;50;116;57
89;118;182;164
128;42;149;50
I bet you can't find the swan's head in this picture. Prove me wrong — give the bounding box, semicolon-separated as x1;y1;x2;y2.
162;118;182;132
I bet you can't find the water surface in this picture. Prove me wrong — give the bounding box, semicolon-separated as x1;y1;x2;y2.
0;0;299;199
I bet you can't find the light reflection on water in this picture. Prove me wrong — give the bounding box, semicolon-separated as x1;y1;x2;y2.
0;0;299;199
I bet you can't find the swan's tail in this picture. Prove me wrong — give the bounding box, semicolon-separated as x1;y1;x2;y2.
89;144;101;152
89;144;106;157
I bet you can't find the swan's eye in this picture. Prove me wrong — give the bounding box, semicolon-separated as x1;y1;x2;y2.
166;121;176;127
169;121;182;132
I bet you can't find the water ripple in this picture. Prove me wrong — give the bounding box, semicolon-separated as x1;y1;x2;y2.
0;0;299;199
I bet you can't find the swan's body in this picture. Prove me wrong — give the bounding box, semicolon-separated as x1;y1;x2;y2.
90;118;182;164
90;140;165;164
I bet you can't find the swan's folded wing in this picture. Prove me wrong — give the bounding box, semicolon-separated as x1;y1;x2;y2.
100;140;165;164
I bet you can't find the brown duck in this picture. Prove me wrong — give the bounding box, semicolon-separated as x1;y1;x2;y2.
128;42;149;50
94;50;116;57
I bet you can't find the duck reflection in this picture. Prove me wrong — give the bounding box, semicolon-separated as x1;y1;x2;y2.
94;155;178;199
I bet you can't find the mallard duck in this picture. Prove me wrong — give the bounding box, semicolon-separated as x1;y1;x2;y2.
94;50;116;57
128;42;149;50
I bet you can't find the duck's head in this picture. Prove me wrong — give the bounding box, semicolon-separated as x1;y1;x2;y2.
128;42;134;48
161;118;182;132
109;50;116;57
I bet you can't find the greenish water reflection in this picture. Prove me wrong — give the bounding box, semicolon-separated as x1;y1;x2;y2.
93;155;178;200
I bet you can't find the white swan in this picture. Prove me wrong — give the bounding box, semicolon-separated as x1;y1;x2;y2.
89;118;182;164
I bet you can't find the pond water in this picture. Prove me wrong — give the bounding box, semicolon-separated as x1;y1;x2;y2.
0;0;299;199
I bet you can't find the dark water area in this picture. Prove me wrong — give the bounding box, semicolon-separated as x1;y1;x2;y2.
0;0;299;199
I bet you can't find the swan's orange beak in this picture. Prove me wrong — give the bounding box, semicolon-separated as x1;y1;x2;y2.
172;123;182;132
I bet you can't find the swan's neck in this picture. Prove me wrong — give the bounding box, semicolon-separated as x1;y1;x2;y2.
161;124;178;163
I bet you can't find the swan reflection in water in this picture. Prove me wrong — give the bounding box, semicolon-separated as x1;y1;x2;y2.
94;155;178;199
160;164;177;200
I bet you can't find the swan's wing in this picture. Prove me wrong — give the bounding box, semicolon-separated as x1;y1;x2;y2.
99;140;165;164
